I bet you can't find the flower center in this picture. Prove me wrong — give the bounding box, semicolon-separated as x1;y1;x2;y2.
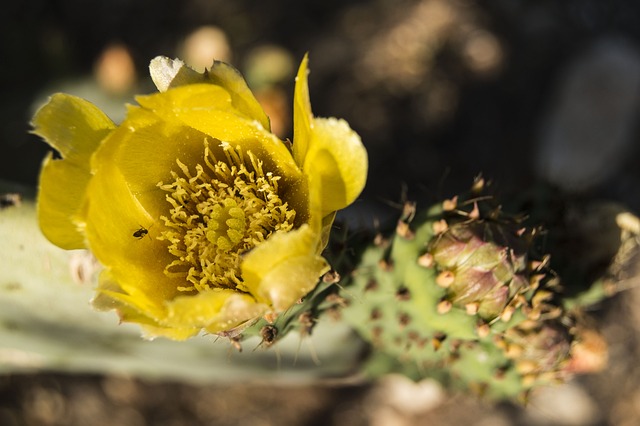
157;140;296;292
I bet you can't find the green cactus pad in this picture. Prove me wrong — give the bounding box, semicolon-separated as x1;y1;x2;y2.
338;179;583;400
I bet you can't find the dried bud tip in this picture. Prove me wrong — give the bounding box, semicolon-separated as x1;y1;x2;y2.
396;220;415;239
515;360;538;375
465;302;480;315
500;306;515;322
442;196;458;211
378;258;393;271
436;270;455;288
532;289;553;307
529;274;545;289
476;323;491;338
437;299;453;314
322;270;341;283
263;311;278;324
418;253;434;268
505;343;523;358
373;233;386;247
468;202;480;219
471;176;486;193
401;201;417;222
230;337;242;352
432;219;449;234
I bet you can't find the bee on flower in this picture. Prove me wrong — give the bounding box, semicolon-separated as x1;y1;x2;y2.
33;54;367;340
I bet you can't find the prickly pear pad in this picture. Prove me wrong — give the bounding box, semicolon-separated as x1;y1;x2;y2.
339;179;586;400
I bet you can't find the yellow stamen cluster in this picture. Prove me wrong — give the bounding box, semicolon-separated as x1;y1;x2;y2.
158;140;296;292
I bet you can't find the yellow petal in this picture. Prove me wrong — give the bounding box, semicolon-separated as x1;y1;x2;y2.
291;56;367;218
137;84;298;172
32;94;114;164
32;94;115;248
82;162;183;313
206;59;272;132
137;83;233;115
319;211;337;250
304;117;368;216
242;224;330;311
92;270;172;337
94;284;164;327
94;273;168;321
149;56;270;130
176;106;301;179
93;274;200;340
91;105;210;221
37;154;89;249
138;324;200;341
166;289;267;332
292;54;312;167
257;253;329;312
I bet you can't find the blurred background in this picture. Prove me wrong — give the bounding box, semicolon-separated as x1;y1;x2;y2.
2;0;640;424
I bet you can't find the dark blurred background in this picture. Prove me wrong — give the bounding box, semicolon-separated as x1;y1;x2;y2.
4;0;640;209
3;1;640;425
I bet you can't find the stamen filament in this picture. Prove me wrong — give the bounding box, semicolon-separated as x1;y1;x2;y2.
157;140;296;292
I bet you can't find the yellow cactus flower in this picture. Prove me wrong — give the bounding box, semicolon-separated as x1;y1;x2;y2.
33;55;367;340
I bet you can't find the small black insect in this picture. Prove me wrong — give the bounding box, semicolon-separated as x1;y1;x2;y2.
133;227;149;240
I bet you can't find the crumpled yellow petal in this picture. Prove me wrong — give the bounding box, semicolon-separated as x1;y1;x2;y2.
166;289;267;333
95;275;199;341
93;271;200;340
93;271;167;323
95;263;268;340
32;94;115;249
241;224;330;311
291;55;368;217
304;117;368;216
149;56;270;131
